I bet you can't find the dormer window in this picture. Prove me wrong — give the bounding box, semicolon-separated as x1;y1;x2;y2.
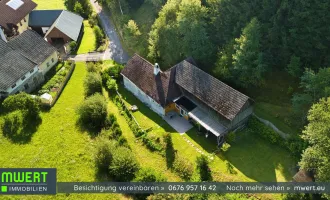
21;75;26;81
11;83;17;89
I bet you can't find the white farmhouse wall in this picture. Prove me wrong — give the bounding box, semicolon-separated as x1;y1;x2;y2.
17;14;30;34
5;65;44;95
123;76;165;116
38;51;59;75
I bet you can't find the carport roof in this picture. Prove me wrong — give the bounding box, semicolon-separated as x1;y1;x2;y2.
188;107;227;137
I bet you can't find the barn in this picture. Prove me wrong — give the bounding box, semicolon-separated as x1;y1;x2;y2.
121;54;254;146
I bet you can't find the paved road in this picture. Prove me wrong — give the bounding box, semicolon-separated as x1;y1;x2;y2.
67;52;105;62
89;0;130;64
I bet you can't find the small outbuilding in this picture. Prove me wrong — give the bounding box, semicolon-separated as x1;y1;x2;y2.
40;93;53;105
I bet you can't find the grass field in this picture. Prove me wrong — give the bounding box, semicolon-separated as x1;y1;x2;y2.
0;63;121;200
77;21;97;55
117;86;296;183
33;0;65;10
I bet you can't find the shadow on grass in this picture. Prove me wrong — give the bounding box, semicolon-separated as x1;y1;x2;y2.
118;86;174;132
187;128;295;182
75;119;100;138
2;117;42;144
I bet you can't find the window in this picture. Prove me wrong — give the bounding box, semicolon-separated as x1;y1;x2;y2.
30;68;35;73
24;83;29;90
51;58;54;63
19;22;22;26
11;83;17;89
24;18;26;22
47;62;50;67
21;75;26;81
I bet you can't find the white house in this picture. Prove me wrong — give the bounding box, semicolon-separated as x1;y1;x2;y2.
0;29;58;98
121;54;254;146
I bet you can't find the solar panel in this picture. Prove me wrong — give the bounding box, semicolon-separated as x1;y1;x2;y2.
6;0;24;10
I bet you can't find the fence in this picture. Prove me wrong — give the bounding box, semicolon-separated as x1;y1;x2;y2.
115;90;143;131
49;62;76;107
253;113;290;139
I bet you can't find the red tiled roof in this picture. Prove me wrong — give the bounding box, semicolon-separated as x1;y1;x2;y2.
121;54;181;106
0;0;37;31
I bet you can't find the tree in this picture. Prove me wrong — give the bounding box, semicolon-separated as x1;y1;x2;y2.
2;110;24;137
84;72;102;97
196;155;212;181
65;0;93;18
123;20;141;48
77;94;108;131
286;55;302;77
74;2;84;17
147;0;166;9
94;26;104;47
2;93;40;120
95;137;117;171
109;146;140;181
134;168;167;182
299;97;330;200
106;78;118;93
232;17;265;88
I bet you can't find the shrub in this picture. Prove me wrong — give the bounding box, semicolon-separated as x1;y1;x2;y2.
226;132;236;143
109;146;140;181
69;41;77;49
196;155;212;181
77;94;108;131
101;64;124;84
95;137;117;171
247;117;281;144
226;161;236;174
106;78;118;93
94;25;104;46
2;110;24;136
134;168;167;182
221;142;231;152
2;93;40;120
86;62;102;73
88;12;98;27
111;127;123;139
118;136;129;147
104;113;117;130
83;72;102;97
173;154;194;180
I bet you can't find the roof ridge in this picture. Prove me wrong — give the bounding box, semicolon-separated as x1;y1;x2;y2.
182;60;250;100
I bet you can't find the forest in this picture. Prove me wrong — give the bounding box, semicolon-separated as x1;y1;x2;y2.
97;0;330;198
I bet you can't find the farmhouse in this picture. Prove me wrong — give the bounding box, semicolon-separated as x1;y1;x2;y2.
0;0;83;45
0;30;58;98
121;54;254;145
0;0;37;37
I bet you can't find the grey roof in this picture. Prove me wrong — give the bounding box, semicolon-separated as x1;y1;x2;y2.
175;60;253;121
0;39;36;90
121;54;182;106
28;10;62;27
8;29;57;64
45;10;83;41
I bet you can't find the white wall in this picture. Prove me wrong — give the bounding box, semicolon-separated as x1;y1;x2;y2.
6;65;39;94
17;14;29;34
38;51;59;75
123;76;165;116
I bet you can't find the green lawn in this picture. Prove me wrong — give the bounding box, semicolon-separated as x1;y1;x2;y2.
33;0;65;10
117;86;296;184
0;63;121;200
77;21;97;55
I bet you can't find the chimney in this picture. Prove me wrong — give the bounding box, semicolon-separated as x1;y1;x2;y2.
0;26;7;42
154;63;160;75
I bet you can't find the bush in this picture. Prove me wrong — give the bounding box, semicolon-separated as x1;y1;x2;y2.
247;117;281;144
83;72;102;97
118;136;129;147
69;41;77;49
88;12;98;27
101;64;124;84
2;93;40;119
220;142;231;152
134;168;167;182
109;146;140;181
196;155;212;181
225;161;236;174
95;137;116;171
94;25;104;46
104;113;117;130
77;94;108;131
226;132;236;143
106;78;118;93
86;62;102;73
2;110;24;136
173;154;194;180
